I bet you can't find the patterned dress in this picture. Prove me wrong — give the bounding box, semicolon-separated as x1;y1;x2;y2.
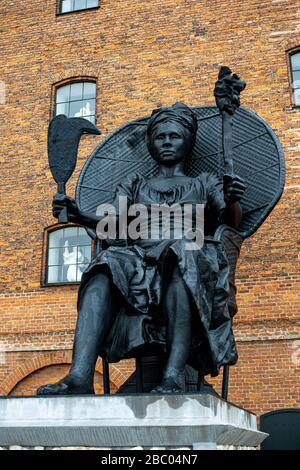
78;172;238;377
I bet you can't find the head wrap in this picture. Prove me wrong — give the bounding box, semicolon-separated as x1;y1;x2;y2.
147;102;198;141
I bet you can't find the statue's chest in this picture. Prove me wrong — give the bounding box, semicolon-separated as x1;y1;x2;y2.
134;178;207;206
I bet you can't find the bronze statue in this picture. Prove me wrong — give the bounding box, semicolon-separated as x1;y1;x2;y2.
37;68;285;396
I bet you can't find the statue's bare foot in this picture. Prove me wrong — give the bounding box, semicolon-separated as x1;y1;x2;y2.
151;377;184;394
37;373;94;396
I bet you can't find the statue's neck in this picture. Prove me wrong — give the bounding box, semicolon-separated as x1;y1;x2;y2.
157;162;185;177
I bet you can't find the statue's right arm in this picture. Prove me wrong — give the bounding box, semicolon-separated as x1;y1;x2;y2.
68;210;102;229
52;175;136;229
52;193;102;229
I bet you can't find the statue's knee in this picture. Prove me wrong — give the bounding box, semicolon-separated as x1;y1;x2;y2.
167;266;184;291
83;271;112;297
171;266;181;280
92;271;111;288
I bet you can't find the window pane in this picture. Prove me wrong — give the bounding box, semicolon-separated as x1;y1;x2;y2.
74;0;86;10
48;248;61;266
56;102;69;116
84;115;96;124
48;265;64;283
69;99;96;118
294;88;300;106
63;246;78;269
61;247;68;266
65;264;79;282
55;82;96;123
69;100;85;117
78;239;91;253
56;85;70;103
49;230;65;248
70;82;83;101
77;229;91;245
87;0;98;7
64;227;79;247
64;226;78;239
83;82;96;99
76;264;88;282
64;264;77;282
61;0;73;13
291;53;300;69
292;70;300;87
78;264;89;271
82;98;96;116
78;227;89;237
76;246;84;264
47;226;92;284
77;245;91;263
60;0;98;13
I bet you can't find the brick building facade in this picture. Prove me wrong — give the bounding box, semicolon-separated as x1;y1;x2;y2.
0;0;299;418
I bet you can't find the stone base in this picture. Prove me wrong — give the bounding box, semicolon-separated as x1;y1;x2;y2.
0;394;267;449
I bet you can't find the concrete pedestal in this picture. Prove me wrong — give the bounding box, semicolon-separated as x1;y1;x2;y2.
0;394;267;449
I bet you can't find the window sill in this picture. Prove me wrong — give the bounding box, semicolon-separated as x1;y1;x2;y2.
285;105;300;112
51;116;98;127
56;6;100;16
41;281;80;287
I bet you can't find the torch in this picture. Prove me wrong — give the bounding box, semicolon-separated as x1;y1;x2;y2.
214;66;246;185
48;115;101;223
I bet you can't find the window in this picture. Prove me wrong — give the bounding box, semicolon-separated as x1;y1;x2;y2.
60;0;99;13
46;227;92;284
290;51;300;106
55;81;96;124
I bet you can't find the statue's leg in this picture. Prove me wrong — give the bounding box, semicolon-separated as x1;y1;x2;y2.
37;271;117;395
152;266;192;393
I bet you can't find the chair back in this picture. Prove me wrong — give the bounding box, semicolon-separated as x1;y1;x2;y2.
76;106;285;240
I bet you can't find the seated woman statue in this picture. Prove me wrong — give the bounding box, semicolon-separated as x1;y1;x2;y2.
37;102;245;395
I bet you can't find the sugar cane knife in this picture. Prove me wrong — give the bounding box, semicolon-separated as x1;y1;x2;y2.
48;115;101;223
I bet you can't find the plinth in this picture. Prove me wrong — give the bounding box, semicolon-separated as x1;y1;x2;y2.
0;394;267;450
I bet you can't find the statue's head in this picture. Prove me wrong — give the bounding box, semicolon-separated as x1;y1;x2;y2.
146;102;198;165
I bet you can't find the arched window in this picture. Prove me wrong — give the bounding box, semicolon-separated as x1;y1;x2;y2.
45;226;92;285
55;81;96;123
60;0;99;14
290;51;300;106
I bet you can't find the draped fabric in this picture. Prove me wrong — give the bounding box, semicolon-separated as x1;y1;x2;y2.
78;172;238;377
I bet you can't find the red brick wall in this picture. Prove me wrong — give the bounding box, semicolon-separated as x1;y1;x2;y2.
9;364;118;396
0;0;299;417
0;350;134;396
209;339;300;415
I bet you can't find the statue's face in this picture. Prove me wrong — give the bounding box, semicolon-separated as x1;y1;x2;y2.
149;121;193;165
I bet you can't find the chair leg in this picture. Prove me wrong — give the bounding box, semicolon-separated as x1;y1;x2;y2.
197;372;204;392
102;357;110;395
135;357;143;393
221;365;230;400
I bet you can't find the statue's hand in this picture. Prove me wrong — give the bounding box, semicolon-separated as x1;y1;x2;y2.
223;175;246;204
52;193;79;220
